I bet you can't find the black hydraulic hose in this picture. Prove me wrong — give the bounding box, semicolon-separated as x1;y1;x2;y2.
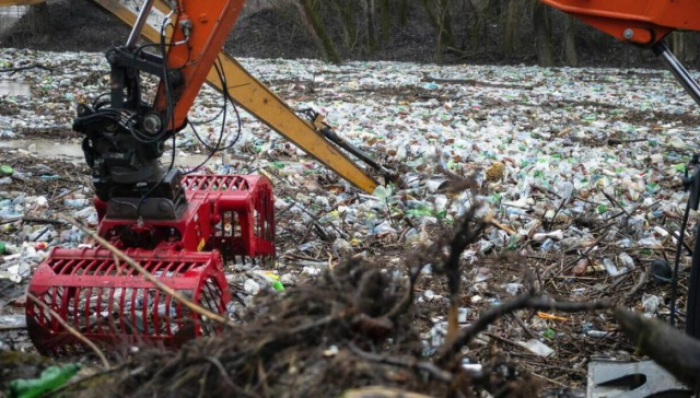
320;126;395;183
653;41;700;108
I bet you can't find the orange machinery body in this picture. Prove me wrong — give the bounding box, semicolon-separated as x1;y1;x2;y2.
541;0;700;46
154;0;246;131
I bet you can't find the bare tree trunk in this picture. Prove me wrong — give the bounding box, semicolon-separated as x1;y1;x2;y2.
533;1;554;67
363;0;378;53
28;1;50;36
469;0;490;50
563;15;578;66
398;0;410;26
422;0;453;51
672;31;696;64
379;0;391;42
685;34;698;64
501;0;518;55
297;0;341;64
332;0;358;49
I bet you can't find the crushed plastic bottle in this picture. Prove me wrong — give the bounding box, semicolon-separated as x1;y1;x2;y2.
0;314;26;328
517;339;554;357
0;241;19;254
602;257;627;277
244;279;260;295
618;252;635;270
63;199;92;208
9;363;81;398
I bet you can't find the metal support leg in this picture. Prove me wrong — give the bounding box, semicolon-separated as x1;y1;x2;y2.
653;41;700;339
653;41;700;108
587;361;691;398
126;0;156;47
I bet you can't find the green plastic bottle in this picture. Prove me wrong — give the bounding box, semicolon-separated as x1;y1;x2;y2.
0;242;18;255
9;363;81;398
272;281;285;292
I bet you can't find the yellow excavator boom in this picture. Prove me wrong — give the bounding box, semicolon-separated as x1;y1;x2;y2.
88;0;380;193
0;0;43;6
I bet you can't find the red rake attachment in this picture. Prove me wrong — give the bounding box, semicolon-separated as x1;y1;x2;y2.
182;175;275;264
26;248;232;356
26;174;275;355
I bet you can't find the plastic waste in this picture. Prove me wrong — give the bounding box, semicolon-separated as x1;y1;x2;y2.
642;294;661;314
461;358;483;377
618;252;635;269
0;241;19;254
602;258;627;277
63;199;92;208
650;259;673;284
244;279;260;295
0;314;26;328
271;281;285;292
0;165;13;176
518;339;554;357
8;363;81;398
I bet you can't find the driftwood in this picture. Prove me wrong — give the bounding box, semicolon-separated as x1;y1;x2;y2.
341;387;433;398
613;307;700;391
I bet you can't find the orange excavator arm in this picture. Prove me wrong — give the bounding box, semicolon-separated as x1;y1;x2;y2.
87;0;382;194
541;0;700;46
150;0;242;132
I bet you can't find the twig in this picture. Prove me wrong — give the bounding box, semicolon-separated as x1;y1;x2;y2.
443;205;487;343
602;190;630;218
21;217;66;226
348;343;453;383
530;184;561;200
62;216;236;328
437;295;610;364
0;63;55;74
385;262;428;321
530;372;568;388
420;71;537;90
53;186;83;201
607;138;647;146
0;325;26;332
26;293;111;369
623;268;648;299
512;315;538;340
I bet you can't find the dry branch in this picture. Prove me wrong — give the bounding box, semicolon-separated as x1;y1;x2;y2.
27;293;111;370
348;343;453;383
614;307;700;391
437;295;610;364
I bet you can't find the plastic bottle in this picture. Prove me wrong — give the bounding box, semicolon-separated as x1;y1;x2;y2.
618;252;635;269
8;363;81;398
0;242;19;255
63;199;91;208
